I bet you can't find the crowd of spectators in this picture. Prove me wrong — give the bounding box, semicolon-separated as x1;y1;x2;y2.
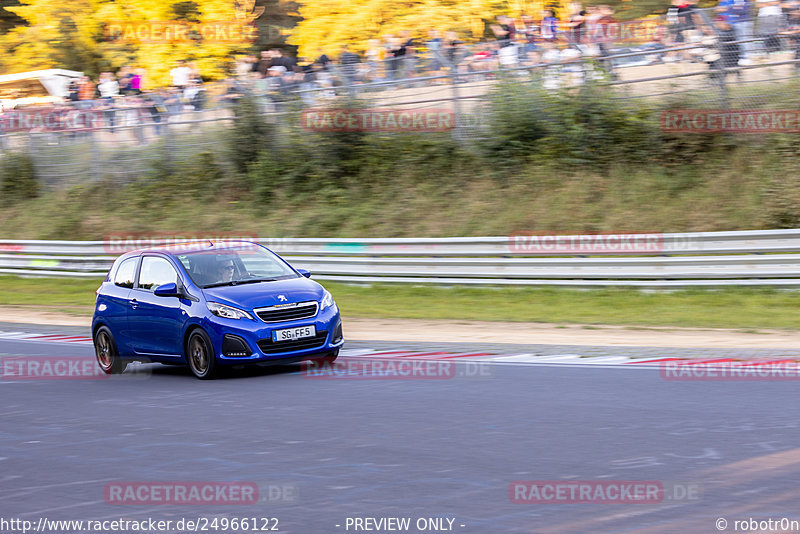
6;0;800;131
223;1;800;102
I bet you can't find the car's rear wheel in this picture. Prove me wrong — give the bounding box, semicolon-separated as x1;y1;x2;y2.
94;326;126;374
187;329;217;379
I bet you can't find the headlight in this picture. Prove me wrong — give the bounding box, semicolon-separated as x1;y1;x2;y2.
207;302;254;320
320;290;336;311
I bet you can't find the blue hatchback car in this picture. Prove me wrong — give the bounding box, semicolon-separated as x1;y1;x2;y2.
92;241;343;378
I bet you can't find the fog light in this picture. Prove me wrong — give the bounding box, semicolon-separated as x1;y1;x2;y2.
222;335;251;357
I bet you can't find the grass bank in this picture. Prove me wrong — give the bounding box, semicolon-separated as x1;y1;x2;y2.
3;82;800;238
1;276;798;331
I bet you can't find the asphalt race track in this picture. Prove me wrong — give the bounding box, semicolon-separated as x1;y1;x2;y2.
1;322;799;533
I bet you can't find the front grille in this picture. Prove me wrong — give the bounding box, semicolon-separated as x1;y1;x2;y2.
254;302;318;323
257;331;328;354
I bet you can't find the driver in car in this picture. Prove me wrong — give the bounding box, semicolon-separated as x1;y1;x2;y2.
216;259;236;283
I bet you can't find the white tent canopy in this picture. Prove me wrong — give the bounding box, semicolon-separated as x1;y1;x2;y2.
0;69;84;105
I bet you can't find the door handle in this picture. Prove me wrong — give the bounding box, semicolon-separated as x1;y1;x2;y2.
130;299;138;309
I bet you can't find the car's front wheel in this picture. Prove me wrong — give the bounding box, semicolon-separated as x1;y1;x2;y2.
187;329;217;379
94;326;126;374
318;349;339;364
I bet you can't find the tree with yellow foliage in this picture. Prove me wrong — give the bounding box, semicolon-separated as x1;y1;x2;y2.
0;0;263;86
289;0;518;58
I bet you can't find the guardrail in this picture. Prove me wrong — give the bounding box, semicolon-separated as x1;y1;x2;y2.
3;229;800;288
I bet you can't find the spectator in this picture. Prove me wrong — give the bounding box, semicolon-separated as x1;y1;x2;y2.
170;60;192;89
468;43;497;76
426;30;443;71
668;0;698;46
520;14;540;53
756;0;785;54
780;1;800;67
398;30;417;78
118;66;132;95
235;56;252;78
142;93;166;136
245;54;258;74
97;72;119;99
707;16;742;84
596;5;619;78
366;39;384;78
265;65;288;104
315;48;332;70
270;49;297;71
131;69;144;94
444;31;464;68
540;9;560;43
77;75;96;103
339;44;361;84
492;16;520;68
566;2;587;46
491;15;516;48
717;0;756;62
257;50;273;77
67;79;80;102
584;5;603;53
184;80;205;111
385;35;401;79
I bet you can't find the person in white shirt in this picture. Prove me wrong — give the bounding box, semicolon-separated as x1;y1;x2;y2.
170;60;192;88
97;72;119;98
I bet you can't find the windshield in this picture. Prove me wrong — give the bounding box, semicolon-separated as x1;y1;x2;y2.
175;244;298;288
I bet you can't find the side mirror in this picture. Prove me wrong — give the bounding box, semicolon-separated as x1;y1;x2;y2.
154;282;181;297
297;268;312;278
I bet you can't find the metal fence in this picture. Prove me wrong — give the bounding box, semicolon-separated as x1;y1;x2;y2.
3;23;800;186
4;229;800;288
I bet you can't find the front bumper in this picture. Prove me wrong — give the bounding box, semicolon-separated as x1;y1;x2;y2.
203;305;343;364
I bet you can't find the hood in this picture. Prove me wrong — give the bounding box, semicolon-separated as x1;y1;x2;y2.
201;277;324;311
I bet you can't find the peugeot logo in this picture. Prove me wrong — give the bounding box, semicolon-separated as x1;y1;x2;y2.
278;295;287;302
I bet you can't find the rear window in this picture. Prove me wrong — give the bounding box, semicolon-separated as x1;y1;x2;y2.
114;257;138;289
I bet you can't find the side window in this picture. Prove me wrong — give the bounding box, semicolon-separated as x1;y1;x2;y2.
138;256;178;291
114;258;138;289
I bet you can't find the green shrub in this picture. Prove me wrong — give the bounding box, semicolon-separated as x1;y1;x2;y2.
227;95;275;174
0;152;38;205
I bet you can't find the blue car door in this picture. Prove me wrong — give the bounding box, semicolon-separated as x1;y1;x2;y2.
128;255;185;356
101;256;139;353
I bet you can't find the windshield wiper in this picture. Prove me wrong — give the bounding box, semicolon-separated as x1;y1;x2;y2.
202;278;278;289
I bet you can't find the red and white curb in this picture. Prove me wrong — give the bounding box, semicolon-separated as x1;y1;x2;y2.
339;349;800;370
1;332;796;371
0;331;93;344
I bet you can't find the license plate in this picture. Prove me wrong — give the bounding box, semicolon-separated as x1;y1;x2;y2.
272;325;316;342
